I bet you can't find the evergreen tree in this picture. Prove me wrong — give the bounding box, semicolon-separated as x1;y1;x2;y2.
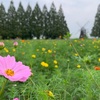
25;4;32;39
16;2;25;39
6;0;17;39
0;3;7;39
0;2;70;39
31;3;43;39
49;2;58;39
91;4;100;37
42;5;49;39
58;5;69;38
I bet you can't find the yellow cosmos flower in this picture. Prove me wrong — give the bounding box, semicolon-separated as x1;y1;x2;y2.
12;49;16;52
74;40;77;42
32;54;36;58
45;63;48;67
41;62;49;67
98;58;100;62
48;50;52;53
77;64;81;68
47;91;54;98
4;48;9;53
53;60;57;64
54;65;58;68
75;53;79;56
42;48;46;51
36;49;39;52
70;44;72;46
41;62;45;66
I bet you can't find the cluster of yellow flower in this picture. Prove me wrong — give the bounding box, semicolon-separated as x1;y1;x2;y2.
41;62;49;67
48;50;52;53
53;60;58;68
32;54;36;58
4;47;9;53
42;48;46;51
77;64;81;68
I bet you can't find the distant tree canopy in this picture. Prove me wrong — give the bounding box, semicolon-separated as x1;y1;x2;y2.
0;1;69;39
91;4;100;37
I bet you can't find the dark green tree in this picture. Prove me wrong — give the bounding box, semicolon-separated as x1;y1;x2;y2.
31;3;43;39
0;3;7;39
57;5;69;38
91;4;100;37
42;5;49;39
49;2;59;39
16;2;25;39
24;4;32;39
6;0;17;39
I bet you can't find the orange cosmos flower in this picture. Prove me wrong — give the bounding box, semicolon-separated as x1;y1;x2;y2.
21;40;25;43
94;66;100;70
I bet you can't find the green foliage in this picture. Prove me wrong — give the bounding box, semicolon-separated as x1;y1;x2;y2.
42;5;50;39
91;4;100;37
6;1;17;39
64;32;71;39
25;4;33;39
0;2;69;39
31;3;43;39
58;5;70;38
0;3;7;39
16;2;26;39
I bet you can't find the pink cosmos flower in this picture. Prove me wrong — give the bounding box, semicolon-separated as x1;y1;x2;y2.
13;98;19;100
0;42;5;49
13;41;18;47
0;55;32;82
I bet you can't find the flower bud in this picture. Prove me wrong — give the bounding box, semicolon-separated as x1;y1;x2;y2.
0;42;5;50
13;42;18;48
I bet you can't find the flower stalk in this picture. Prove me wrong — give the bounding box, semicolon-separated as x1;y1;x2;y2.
0;78;7;97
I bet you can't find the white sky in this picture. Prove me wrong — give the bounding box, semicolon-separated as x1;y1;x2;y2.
0;0;100;38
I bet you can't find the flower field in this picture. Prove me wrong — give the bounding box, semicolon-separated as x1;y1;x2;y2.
0;39;100;100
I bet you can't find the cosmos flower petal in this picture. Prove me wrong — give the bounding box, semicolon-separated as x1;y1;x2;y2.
4;55;16;69
9;66;32;82
13;98;19;100
0;55;32;82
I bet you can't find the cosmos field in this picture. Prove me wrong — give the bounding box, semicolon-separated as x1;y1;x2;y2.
0;39;100;100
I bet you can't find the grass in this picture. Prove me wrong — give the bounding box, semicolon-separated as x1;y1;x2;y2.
0;39;100;100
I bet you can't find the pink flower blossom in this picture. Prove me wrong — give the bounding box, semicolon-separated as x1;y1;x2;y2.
13;98;19;100
0;42;5;49
13;42;18;47
0;55;32;82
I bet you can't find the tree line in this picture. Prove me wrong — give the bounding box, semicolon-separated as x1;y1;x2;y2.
0;1;69;39
91;4;100;38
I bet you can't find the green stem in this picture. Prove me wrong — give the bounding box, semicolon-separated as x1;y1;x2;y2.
0;79;7;96
29;77;35;86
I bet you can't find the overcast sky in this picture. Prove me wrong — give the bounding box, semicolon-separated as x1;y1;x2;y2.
0;0;100;38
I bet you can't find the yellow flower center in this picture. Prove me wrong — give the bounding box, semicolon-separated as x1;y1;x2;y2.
5;69;14;76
